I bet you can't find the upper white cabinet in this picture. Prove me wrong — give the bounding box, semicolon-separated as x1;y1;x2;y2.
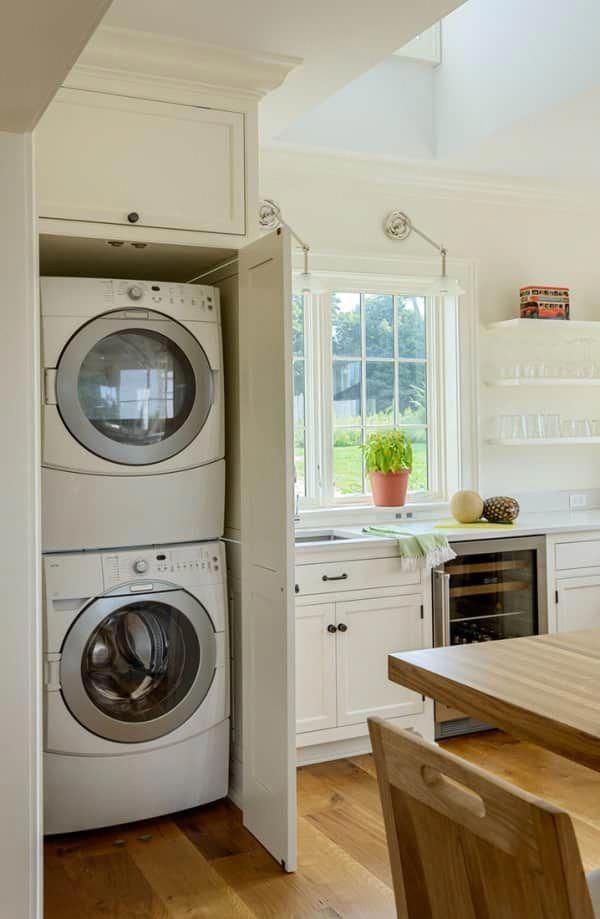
36;89;246;236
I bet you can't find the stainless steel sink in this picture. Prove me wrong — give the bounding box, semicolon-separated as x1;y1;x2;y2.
295;529;354;544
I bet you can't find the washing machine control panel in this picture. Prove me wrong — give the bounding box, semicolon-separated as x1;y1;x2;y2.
101;543;224;591
106;279;217;315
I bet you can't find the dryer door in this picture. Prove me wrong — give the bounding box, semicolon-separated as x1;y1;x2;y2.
55;309;214;465
60;589;217;743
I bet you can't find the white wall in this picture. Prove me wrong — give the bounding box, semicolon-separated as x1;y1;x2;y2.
261;147;600;497
0;132;41;918
435;0;600;160
279;57;435;159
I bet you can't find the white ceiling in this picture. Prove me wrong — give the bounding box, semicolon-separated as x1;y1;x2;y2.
1;0;111;131
103;0;466;141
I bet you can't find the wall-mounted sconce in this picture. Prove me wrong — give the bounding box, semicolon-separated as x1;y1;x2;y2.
383;210;465;296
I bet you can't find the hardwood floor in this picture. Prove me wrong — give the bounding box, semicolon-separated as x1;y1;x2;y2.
44;732;600;917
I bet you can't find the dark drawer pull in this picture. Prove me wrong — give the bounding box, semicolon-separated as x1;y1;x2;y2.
322;573;348;582
327;624;337;633
337;622;348;633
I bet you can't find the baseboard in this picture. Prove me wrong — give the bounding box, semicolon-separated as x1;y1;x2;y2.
296;734;374;766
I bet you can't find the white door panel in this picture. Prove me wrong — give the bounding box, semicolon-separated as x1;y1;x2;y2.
37;89;245;234
296;603;337;734
238;229;296;870
557;577;600;632
336;594;425;726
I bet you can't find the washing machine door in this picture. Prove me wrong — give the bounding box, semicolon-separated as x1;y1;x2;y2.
55;309;214;465
60;589;217;743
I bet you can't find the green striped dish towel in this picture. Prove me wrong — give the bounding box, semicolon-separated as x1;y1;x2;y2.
363;526;456;571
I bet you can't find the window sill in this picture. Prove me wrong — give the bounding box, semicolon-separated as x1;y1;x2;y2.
296;500;450;529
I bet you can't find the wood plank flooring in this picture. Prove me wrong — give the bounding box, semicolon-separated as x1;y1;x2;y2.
44;732;600;918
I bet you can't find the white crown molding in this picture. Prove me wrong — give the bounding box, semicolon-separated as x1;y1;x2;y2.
261;143;600;209
65;25;301;102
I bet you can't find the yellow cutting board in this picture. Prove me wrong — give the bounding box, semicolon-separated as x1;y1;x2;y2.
435;519;516;530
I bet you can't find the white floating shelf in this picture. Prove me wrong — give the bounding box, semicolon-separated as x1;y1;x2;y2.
486;378;600;388
487;437;600;446
487;319;600;335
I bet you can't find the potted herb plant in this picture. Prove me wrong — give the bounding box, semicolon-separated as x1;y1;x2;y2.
364;430;413;507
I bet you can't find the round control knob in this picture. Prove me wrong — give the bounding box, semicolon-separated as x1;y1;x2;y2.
128;285;144;301
133;559;148;574
127;211;140;223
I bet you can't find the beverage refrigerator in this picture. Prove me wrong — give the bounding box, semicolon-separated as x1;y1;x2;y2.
432;536;548;739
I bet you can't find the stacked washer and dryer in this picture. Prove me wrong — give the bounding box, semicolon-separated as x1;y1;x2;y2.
41;277;230;834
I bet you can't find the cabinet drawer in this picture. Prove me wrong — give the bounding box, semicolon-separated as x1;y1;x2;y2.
555;539;600;571
295;557;420;596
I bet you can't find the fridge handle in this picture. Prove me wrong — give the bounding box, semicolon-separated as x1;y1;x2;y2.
433;569;451;647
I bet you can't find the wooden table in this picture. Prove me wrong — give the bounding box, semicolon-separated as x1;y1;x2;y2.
389;629;600;771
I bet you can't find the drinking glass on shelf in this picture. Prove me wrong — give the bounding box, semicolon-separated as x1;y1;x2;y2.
525;413;545;438
498;415;526;440
561;418;577;438
591;420;600;437
544;415;561;438
574;419;592;437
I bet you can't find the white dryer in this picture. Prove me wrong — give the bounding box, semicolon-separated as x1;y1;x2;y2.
41;277;225;551
43;541;229;835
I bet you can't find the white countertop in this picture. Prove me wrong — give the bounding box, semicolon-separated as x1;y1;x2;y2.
295;510;600;561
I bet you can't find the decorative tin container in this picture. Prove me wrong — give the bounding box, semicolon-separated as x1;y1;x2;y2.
520;286;570;320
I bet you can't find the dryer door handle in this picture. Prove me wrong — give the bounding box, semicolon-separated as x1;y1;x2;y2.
44;368;57;405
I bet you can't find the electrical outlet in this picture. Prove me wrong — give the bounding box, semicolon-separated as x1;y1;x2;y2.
569;493;588;510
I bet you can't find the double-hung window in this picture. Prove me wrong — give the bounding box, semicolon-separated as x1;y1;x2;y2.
294;272;469;511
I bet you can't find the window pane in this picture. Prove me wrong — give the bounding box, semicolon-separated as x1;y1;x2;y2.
292;294;304;356
403;427;428;491
333;360;361;425
366;361;394;425
293;359;305;425
397;296;426;359
365;294;393;357
294;428;306;496
333;429;363;495
398;362;427;424
331;292;361;357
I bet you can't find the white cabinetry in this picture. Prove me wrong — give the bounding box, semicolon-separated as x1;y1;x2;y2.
550;535;600;633
296;603;337;734
556;576;600;632
295;555;433;764
336;595;425;726
37;89;246;236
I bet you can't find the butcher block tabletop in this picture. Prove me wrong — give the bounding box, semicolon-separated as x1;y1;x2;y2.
389;630;600;771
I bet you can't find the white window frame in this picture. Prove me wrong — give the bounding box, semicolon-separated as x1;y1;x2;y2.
294;254;478;521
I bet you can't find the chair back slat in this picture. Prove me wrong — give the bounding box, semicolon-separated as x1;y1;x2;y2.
368;718;595;919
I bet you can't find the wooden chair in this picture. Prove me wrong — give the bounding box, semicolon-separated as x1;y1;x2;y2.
368;717;600;918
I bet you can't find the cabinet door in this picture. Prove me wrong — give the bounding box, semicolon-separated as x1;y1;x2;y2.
556;577;600;632
36;88;245;235
238;228;296;871
336;595;425;727
295;603;337;734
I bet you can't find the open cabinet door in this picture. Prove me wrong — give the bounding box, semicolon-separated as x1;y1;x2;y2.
238;227;297;871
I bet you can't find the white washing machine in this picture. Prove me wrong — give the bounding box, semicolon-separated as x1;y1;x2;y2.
41;277;225;552
43;541;229;835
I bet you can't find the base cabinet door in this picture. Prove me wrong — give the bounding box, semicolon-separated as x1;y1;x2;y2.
295;603;337;734
336;595;425;727
556;577;600;632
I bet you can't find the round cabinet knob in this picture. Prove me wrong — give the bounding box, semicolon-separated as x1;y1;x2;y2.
127;211;140;223
133;559;148;574
337;622;348;632
128;285;144;301
327;624;337;633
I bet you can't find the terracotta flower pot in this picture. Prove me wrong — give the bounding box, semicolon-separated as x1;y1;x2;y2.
369;469;410;507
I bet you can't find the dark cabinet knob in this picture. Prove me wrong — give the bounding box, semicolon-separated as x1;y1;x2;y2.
327;624;337;633
337;622;348;632
295;584;299;594
127;211;140;223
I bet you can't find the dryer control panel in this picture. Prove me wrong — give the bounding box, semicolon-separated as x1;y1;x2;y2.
101;542;224;592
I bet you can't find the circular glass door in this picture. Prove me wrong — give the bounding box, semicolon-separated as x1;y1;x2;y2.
60;590;217;743
56;310;214;466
